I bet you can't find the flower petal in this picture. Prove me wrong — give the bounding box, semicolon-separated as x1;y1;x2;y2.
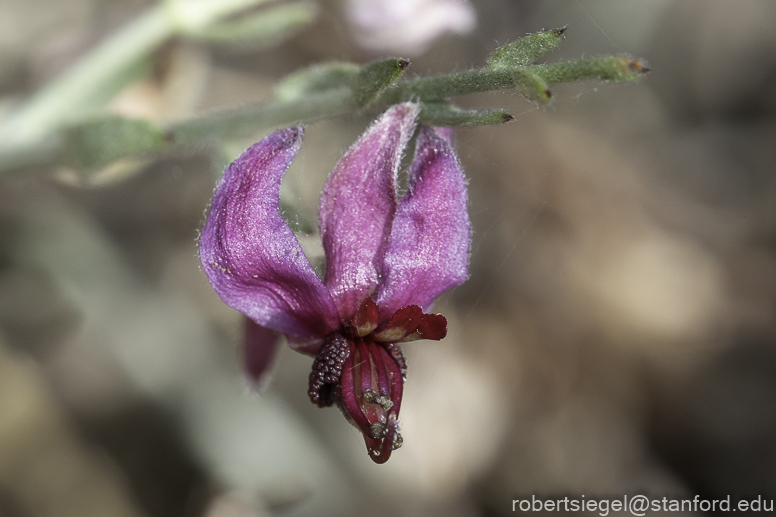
319;103;419;321
339;339;404;464
351;297;379;337
372;305;423;342
244;317;281;389
372;307;447;343
376;126;470;316
286;335;326;356
200;127;340;340
397;312;447;342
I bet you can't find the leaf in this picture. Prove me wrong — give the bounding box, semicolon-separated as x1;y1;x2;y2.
512;69;553;104
351;57;410;108
62;115;166;172
419;102;514;126
487;27;566;68
528;56;650;84
186;2;318;49
275;62;360;101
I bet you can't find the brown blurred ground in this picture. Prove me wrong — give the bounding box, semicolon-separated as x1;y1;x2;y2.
1;1;775;516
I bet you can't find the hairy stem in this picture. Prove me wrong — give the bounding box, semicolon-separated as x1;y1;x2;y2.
0;54;648;175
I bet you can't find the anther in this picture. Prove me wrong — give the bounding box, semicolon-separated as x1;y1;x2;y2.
369;422;387;439
392;432;403;450
362;389;394;411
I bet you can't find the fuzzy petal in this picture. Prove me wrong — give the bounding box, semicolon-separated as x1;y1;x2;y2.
376;126;470;316
200;127;340;339
319;103;419;321
372;305;423;342
244;318;281;388
351;297;379;337
372;306;447;343
398;312;447;342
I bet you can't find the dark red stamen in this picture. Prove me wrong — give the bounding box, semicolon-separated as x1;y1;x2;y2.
308;333;350;407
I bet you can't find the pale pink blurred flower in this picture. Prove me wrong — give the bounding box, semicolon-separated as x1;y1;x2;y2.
345;0;477;56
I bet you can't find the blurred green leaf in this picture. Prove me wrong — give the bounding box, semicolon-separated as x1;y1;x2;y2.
275;62;360;102
164;0;274;31
186;1;318;48
63;116;166;173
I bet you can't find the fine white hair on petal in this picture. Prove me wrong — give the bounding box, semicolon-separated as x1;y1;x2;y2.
345;0;477;56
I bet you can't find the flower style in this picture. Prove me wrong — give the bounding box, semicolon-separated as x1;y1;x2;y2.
199;103;470;463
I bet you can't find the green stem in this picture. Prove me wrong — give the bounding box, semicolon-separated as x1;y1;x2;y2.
0;56;648;175
172;67;519;143
174;67;520;143
0;7;171;149
170;88;354;144
0;0;277;150
378;68;516;103
528;56;649;84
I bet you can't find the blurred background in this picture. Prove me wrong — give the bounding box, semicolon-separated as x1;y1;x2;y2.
1;0;775;516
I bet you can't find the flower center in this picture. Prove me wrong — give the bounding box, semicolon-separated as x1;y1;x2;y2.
308;333;405;463
307;298;447;463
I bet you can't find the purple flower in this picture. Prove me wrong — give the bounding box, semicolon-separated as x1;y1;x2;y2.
199;103;470;463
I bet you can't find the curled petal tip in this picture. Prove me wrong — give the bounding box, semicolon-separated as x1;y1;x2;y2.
432;126;454;143
391;101;421;117
276;125;304;145
199;127;340;340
